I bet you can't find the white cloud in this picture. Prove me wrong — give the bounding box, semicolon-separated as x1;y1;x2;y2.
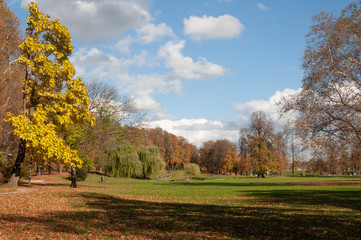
158;40;227;80
123;74;182;120
115;36;133;53
233;88;300;127
70;47;125;77
183;14;244;40
137;23;175;44
21;0;152;42
257;3;270;11
71;41;227;121
147;119;239;147
124;50;159;68
71;39;228;122
147;88;300;146
72;48;119;67
70;47;180;121
126;74;182;97
71;47;159;78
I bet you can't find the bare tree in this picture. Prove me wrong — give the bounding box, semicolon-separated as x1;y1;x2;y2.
281;1;361;149
86;79;145;126
282;124;304;176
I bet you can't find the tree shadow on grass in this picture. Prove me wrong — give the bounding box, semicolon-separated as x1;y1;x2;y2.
157;180;361;188
244;189;361;212
2;192;360;239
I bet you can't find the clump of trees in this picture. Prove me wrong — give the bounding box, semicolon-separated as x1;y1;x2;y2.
3;0;361;186
126;127;199;170
199;139;238;174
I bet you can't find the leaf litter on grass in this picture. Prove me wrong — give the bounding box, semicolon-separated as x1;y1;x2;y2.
0;174;360;239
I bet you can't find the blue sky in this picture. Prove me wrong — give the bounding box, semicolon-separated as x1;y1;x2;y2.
8;0;355;146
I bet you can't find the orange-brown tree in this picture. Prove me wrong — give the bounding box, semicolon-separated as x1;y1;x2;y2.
199;139;238;174
239;111;289;177
0;1;22;158
132;127;198;170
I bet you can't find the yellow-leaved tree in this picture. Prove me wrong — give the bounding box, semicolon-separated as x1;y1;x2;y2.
6;2;94;186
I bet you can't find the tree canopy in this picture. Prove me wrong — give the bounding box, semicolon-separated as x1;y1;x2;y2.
282;1;361;146
6;2;94;185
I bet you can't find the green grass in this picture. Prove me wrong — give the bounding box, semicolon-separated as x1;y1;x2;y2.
68;174;361;239
2;174;360;239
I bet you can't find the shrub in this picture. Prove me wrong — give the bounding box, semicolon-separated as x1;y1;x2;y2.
76;166;88;181
184;163;201;176
65;165;88;182
0;152;13;181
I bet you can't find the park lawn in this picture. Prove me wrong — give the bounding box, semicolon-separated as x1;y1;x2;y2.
0;174;360;239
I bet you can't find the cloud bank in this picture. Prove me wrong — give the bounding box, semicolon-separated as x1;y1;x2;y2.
148;88;300;146
21;0;151;42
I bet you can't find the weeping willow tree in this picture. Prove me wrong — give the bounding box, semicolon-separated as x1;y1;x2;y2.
103;145;142;178
102;145;165;179
138;146;165;179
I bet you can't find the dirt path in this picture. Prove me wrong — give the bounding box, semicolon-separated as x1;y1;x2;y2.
0;179;45;194
0;188;35;195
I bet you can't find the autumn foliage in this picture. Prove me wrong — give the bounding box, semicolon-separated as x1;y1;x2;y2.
238;112;289;177
5;2;94;185
2;0;361;189
126;127;199;171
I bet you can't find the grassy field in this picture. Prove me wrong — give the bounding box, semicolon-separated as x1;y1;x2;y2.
0;174;360;239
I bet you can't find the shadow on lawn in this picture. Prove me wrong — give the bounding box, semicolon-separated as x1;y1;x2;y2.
246;189;361;212
159;178;361;188
3;191;360;239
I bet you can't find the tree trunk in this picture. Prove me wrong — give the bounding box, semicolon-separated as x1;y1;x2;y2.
7;139;27;186
58;164;63;173
8;68;29;187
28;157;32;185
70;166;77;188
